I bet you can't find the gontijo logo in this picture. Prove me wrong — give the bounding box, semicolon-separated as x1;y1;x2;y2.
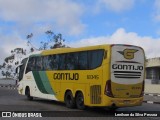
118;49;138;60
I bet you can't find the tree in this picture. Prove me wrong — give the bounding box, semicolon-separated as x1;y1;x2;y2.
26;30;67;51
0;30;67;78
1;71;11;78
0;48;26;78
27;33;38;52
45;30;66;49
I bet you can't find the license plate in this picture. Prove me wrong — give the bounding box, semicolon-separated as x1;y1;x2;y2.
124;100;130;104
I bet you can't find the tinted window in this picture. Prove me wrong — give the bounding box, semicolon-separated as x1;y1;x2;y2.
43;55;59;70
26;57;36;73
36;57;43;71
66;53;78;70
78;51;88;70
25;49;104;72
19;58;28;80
88;50;104;69
58;54;66;70
51;55;59;70
43;56;51;70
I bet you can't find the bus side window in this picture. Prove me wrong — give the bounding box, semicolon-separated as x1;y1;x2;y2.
51;55;59;70
58;54;66;70
66;53;78;70
43;56;51;70
74;53;79;70
78;51;88;70
88;50;104;69
19;58;28;81
36;57;43;71
26;57;36;73
46;55;54;70
43;55;59;70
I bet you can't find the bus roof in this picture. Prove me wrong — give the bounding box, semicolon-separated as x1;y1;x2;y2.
26;44;143;57
41;44;107;56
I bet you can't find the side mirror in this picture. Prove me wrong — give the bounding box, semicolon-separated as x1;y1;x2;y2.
15;64;23;74
15;66;20;74
15;67;18;74
15;64;22;80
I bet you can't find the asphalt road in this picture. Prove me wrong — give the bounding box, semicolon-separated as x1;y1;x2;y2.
0;87;160;120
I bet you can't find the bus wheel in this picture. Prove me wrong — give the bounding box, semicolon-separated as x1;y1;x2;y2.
25;87;33;101
64;91;75;108
76;92;85;110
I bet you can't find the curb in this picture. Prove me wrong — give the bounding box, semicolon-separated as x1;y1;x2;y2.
144;93;160;97
0;85;17;90
143;101;160;104
143;93;160;105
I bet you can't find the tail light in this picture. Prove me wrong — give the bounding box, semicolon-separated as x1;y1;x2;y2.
140;80;145;97
105;80;114;97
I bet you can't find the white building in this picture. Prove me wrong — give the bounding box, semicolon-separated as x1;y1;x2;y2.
146;57;160;84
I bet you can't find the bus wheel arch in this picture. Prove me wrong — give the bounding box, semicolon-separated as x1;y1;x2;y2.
25;86;33;101
75;91;86;110
64;90;76;108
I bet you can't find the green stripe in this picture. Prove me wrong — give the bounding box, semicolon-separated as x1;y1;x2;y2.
30;54;41;57
33;71;48;94
39;71;55;95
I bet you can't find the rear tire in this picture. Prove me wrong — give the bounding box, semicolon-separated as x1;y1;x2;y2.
76;92;85;110
26;87;33;101
64;91;75;108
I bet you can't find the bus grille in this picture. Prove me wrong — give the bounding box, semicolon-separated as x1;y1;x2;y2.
90;85;101;104
114;71;141;79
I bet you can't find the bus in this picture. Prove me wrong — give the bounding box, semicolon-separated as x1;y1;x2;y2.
16;44;145;110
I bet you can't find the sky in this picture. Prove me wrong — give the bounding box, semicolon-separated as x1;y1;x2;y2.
1;0;160;64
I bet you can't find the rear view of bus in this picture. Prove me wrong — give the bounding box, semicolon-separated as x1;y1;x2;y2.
105;44;145;108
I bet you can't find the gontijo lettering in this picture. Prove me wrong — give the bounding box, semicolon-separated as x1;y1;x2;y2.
53;73;79;80
112;64;143;71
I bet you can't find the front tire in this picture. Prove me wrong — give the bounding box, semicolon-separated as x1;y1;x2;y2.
76;92;85;110
26;87;33;101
